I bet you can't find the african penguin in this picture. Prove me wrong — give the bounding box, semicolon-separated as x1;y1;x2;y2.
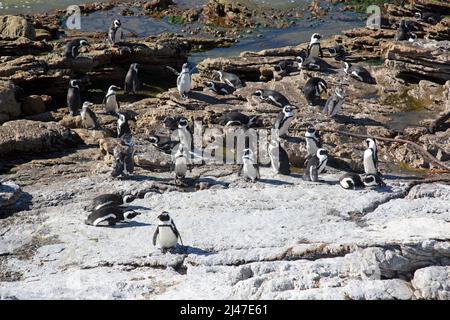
343;62;376;84
274;105;296;138
274;60;297;76
238;148;260;182
177;63;192;99
124;63;140;95
305;127;322;159
328;45;347;61
415;12;441;25
86;193;136;212
304;148;328;182
177;117;193;152
303;77;327;106
307;33;323;58
214;70;244;89
108;19;123;44
339;173;365;190
394;20;416;41
363;138;379;175
221;111;257;128
117;113;132;138
67;80;81;116
85;207;140;227
297;56;335;72
80;102;99;129
174;144;188;184
64;39;89;59
122;134;135;176
362;174;386;188
204;81;235;95
149;134;178;154
153;212;183;253
253;89;294;109
103;85;120;115
323;87;346;117
268;137;291;175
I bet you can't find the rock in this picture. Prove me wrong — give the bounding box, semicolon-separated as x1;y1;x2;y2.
149;0;174;11
0;15;36;40
134;147;172;170
0;80;21;123
21;95;46;115
72;128;109;146
412;266;450;300
0;181;22;209
0;120;79;156
34;29;52;42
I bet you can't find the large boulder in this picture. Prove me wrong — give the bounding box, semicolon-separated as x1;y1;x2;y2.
0;80;21;123
0;120;79;156
0;15;36;40
21;95;46;115
412;266;450;300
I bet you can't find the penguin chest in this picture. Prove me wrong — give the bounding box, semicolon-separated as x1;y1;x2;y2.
268;147;280;172
178;74;191;93
106;96;118;112
158;227;178;248
114;27;122;43
306;140;318;157
364;150;377;174
309;45;320;58
178;130;192;148
243;162;258;179
278;117;293;135
175;157;187;177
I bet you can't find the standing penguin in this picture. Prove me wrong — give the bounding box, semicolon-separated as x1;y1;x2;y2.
124;63;140;95
153;212;183;253
304;148;328;182
305;127;322;160
67;80;81;116
177;63;192;99
268;136;291;175
394;20;417;41
274;105;296;138
343;62;376;84
80;102;99;129
339;173;365;190
174;144;188;185
108;19;123;44
177;117;193;152
253;89;294;109
122;134;135;176
117;113;131;138
64;39;90;59
363;138;379;175
238;148;260;182
307;33;323;58
214;70;244;89
303;77;327;106
103;85;121;115
323;87;346;117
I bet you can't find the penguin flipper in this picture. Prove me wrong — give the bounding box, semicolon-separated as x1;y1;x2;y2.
152;227;159;246
171;222;183;246
166;66;180;76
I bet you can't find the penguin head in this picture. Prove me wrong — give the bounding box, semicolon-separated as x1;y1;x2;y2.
79;39;90;47
335;87;346;99
123;210;140;220
242;148;255;161
178;117;189;129
182;63;190;72
365;138;376;149
248;116;258;128
82;101;93;109
414;12;422;20
70;79;81;88
114;19;121;28
108;85;121;93
131;63;139;72
123;195;135;203
296;56;304;68
157;211;172;223
252;90;263;97
305;127;319;140
318;79;328;92
283;105;296;116
343;61;350;73
408;33;417;42
204;81;216;91
118;112;127;124
328;46;337;56
362;174;385;188
148;135;160;145
317;148;328;158
311;33;322;43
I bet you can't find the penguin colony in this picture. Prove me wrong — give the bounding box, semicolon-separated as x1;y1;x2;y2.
64;14;435;253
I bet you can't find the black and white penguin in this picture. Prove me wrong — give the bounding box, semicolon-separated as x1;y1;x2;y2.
304;148;328;182
305;127;322;159
80;102;99;129
323;86;346;117
214;70;244;89
67;80;81;116
117;112;132;138
362;173;386;188
122;134;135;176
274;60;297;77
221;111;257;128
328;44;347;61
204;81;235;95
297;56;335;72
268;137;291;175
85;207;141;227
343;62;376;84
303;77;327;106
174;144;188;185
363;138;379;175
124;63;140;95
253;89;294;108
64;39;90;59
108;19;123;44
339;173;365;190
103;85;121;115
153;212;183;253
274;105;296;138
177;63;192;99
177;117;193;152
394;20;417;41
414;12;441;25
149;134;178;154
163;116;183;131
86;193;136;212
307;33;323;58
238;148;260;182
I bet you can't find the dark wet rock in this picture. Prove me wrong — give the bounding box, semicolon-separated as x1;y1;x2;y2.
0;15;35;40
0;120;79;156
0;80;21;123
0;37;52;56
0;181;22;209
149;0;175;11
21;95;46;115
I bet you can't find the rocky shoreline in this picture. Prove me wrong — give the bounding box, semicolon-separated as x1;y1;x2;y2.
1;0;450;300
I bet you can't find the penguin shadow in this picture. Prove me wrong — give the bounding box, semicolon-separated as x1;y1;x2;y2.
195;177;230;189
0;191;33;219
372;185;393;193
178;245;215;256
188;91;243;105
111;221;152;229
282;136;304;144
332;115;385;127
259;178;295;186
121;174;174;183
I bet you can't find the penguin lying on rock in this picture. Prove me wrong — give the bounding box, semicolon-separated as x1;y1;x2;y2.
85;206;141;227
